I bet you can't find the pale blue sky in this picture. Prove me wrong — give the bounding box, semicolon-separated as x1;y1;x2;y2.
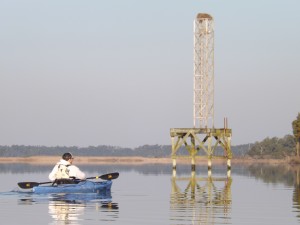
0;0;299;147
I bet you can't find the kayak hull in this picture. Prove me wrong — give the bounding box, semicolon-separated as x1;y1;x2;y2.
33;180;112;194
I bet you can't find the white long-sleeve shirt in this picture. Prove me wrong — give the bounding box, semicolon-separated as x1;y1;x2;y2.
48;159;86;181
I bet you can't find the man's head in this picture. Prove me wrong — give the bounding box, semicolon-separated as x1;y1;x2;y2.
62;152;74;162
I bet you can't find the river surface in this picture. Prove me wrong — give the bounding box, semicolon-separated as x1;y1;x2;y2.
0;163;299;225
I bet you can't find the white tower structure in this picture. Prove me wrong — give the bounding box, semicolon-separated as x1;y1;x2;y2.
170;13;232;172
193;13;214;128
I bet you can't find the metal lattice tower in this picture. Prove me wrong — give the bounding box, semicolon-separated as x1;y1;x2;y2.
193;13;214;128
170;13;232;173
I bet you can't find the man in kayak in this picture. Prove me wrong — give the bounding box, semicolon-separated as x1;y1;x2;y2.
49;152;86;183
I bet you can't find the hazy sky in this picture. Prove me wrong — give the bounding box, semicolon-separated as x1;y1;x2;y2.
0;0;299;148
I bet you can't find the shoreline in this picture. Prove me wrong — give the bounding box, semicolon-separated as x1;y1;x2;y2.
0;156;289;165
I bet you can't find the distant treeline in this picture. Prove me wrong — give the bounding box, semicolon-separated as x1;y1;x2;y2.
247;134;296;158
0;144;248;158
0;135;296;158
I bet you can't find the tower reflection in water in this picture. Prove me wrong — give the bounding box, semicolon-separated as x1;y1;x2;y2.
170;171;232;225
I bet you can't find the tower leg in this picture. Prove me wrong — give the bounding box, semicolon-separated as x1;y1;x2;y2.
191;156;196;171
172;168;177;178
227;169;231;178
208;158;212;170
208;168;212;177
172;158;177;170
227;159;231;170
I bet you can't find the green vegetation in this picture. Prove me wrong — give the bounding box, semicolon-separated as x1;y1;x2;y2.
0;144;246;158
0;138;294;159
247;135;296;159
0;145;171;158
292;113;300;156
246;113;300;159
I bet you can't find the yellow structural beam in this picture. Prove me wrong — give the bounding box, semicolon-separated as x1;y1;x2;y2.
170;128;232;171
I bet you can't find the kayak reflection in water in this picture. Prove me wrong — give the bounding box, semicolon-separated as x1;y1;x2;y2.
48;200;84;225
48;152;86;183
48;194;119;225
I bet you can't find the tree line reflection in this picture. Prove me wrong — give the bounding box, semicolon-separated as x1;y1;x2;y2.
247;164;300;222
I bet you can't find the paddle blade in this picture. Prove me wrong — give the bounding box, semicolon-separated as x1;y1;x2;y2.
18;182;40;189
100;172;119;180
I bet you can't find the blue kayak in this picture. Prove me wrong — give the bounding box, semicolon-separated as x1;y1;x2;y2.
33;180;112;194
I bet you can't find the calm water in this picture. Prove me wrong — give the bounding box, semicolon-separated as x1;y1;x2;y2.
0;163;299;225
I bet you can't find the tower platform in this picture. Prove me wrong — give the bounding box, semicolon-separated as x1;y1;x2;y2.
170;128;232;171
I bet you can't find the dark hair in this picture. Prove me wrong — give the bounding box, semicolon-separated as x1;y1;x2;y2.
62;152;73;161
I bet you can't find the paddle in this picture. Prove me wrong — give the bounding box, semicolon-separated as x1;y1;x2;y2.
18;172;119;189
86;172;119;181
